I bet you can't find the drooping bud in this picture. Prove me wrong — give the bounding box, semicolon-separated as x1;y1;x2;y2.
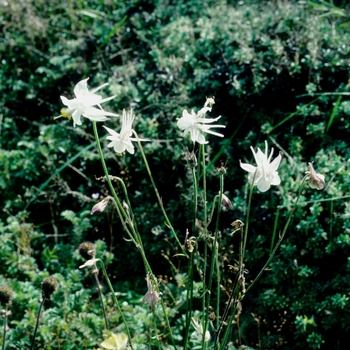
142;274;161;309
41;276;58;300
305;162;325;190
0;286;13;306
220;192;233;210
90;196;111;215
123;200;129;213
79;242;96;260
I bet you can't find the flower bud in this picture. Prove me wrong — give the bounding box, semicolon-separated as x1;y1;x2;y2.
0;286;13;306
205;97;215;108
220;193;233;210
305;162;325;190
123;200;129;213
79;242;96;260
91;196;111;215
41;276;58;300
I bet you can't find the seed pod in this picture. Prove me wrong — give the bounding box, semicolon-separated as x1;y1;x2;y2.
0;286;13;306
79;242;96;260
41;276;58;300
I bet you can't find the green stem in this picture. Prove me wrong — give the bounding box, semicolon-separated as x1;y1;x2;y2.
191;167;198;235
98;260;134;349
92;122;132;230
184;167;198;350
159;299;177;349
215;242;220;331
152;308;162;350
132;130;188;257
243;177;307;296
29;299;44;350
203;173;224;348
241;180;256;268
217;227;243;349
200;144;208;349
93;123;176;348
270;207;280;255
183;251;194;350
92;272;109;330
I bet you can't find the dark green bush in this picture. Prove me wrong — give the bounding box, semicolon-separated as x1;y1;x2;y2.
1;0;350;348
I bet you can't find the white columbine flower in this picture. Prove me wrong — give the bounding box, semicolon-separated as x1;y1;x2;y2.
240;141;282;192
177;98;225;144
191;318;211;342
60;78;118;127
103;109;147;155
100;332;128;350
141;274;161;309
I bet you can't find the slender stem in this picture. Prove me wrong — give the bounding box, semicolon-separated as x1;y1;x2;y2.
215;242;220;331
93;123;177;347
98;260;134;349
183;167;198;350
92;122;132;230
243;177;307;296
29;299;45;350
200;144;208;349
241;180;255;267
203;173;223;348
183;251;194;350
159;299;177;349
270;207;280;255
132;130;187;257
152;308;162;350
191;167;198;235
218;299;238;350
2;306;8;350
92;272;109;330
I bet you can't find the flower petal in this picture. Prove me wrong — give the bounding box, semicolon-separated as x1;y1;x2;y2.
268;152;282;172
257;178;271;192
240;161;256;173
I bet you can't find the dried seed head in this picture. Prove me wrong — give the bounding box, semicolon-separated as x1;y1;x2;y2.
0;286;13;306
41;276;58;300
91;196;111;215
218;161;227;175
184;149;197;169
231;220;244;235
79;242;96;260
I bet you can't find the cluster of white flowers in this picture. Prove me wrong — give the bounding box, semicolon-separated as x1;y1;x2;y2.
177;97;225;144
60;78;325;193
60;78;146;154
240;141;282;192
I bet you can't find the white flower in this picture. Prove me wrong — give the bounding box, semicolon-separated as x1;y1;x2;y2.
191;318;211;342
60;78;118;127
305;162;325;190
141;274;161;309
103;109;147;155
177;98;225;144
240;141;282;192
100;332;128;350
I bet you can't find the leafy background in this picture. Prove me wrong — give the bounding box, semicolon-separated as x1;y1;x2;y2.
0;0;350;349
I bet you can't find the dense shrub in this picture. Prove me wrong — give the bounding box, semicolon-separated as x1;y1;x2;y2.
1;0;349;349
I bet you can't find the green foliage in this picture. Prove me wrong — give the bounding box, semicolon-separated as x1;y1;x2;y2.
1;0;350;349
